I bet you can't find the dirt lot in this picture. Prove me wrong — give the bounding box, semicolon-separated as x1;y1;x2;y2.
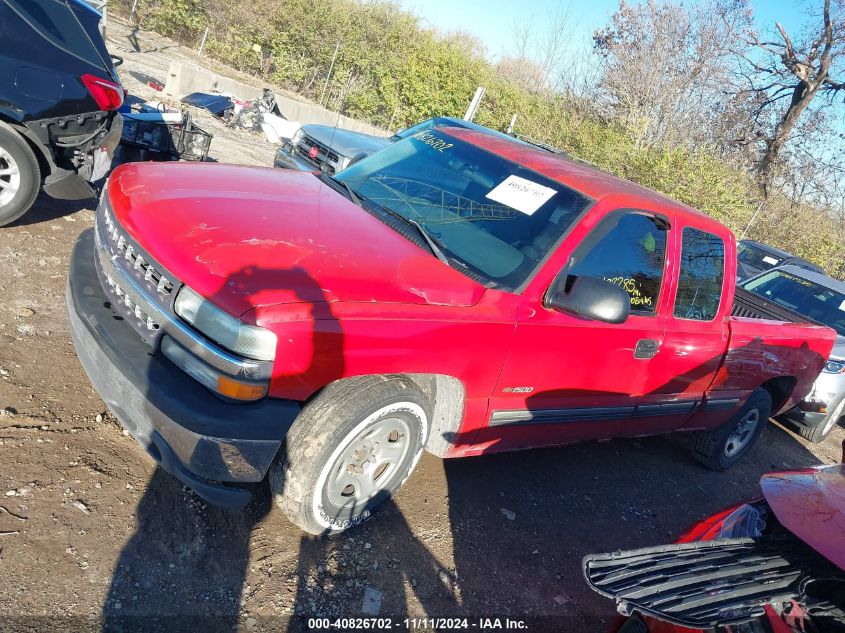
0;18;843;633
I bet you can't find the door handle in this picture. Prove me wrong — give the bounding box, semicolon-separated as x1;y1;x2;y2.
634;338;660;359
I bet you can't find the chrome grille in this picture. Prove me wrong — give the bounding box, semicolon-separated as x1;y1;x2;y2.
102;266;161;332
94;228;163;335
295;135;340;173
101;204;173;296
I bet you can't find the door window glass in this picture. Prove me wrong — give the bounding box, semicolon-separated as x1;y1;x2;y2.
674;228;724;321
568;213;668;314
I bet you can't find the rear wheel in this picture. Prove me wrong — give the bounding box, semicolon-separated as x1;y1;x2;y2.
693;389;771;471
270;375;430;535
797;398;845;443
0;125;40;227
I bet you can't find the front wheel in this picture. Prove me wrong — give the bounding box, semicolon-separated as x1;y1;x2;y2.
693;389;771;471
270;375;430;535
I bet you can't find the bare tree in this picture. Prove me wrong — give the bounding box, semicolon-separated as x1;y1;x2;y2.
732;0;845;193
495;56;547;93
593;0;746;149
507;7;576;93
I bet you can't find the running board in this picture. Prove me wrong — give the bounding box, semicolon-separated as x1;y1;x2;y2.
583;535;841;629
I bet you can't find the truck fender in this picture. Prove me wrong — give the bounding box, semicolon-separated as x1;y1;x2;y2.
407;374;466;458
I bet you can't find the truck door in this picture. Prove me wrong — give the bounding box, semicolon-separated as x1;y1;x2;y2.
629;226;732;435
479;210;670;452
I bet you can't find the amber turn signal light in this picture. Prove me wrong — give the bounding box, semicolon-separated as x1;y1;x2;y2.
217;375;268;401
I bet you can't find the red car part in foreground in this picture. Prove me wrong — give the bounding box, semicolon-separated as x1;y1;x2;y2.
67;126;836;533
585;441;845;633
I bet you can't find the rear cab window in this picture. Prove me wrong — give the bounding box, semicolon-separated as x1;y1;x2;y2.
674;228;725;321
567;212;668;314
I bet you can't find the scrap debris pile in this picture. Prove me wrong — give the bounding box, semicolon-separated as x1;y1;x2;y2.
118;84;296;162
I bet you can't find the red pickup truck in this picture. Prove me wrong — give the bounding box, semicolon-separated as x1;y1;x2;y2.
66;127;836;534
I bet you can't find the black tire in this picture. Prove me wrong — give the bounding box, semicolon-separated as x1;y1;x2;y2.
693;389;772;471
270;375;430;535
0;125;40;227
797;399;845;443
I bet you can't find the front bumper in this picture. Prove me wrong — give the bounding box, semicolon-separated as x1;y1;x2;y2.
781;396;845;429
780;406;829;428
67;228;301;508
780;374;845;429
273;142;319;171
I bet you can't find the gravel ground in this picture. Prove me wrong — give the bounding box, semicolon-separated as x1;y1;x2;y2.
0;17;843;633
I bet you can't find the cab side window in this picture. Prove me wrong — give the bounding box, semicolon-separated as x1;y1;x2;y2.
568;212;668;314
674;228;725;321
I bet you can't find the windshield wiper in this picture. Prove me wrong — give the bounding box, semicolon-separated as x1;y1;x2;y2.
324;173;452;268
370;203;451;266
321;173;362;207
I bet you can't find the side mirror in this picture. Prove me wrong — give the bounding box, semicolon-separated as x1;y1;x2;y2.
345;151;370;169
545;275;630;324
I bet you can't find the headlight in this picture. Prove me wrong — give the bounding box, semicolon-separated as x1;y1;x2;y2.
336;155;351;172
291;128;303;145
174;286;276;361
161;337;268;401
823;359;845;374
716;503;766;538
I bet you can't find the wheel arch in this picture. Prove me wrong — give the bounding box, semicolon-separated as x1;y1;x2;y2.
298;373;467;459
405;373;467;458
760;376;797;415
0;117;54;180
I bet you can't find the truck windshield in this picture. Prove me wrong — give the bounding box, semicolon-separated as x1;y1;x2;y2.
737;242;783;271
334;130;591;290
744;270;845;336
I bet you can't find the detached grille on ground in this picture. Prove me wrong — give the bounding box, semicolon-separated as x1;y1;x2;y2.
583;535;842;629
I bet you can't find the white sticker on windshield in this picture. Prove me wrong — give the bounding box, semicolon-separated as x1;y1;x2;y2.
485;175;556;215
762;255;780;266
839;299;845;312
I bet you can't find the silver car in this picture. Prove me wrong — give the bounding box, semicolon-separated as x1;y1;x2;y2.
737;265;845;442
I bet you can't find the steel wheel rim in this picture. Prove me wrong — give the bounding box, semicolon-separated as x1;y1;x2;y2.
0;146;21;206
724;409;760;457
325;415;412;509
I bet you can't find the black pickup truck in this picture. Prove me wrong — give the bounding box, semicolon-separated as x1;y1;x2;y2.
0;0;124;225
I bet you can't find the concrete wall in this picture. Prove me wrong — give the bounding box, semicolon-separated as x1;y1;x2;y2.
163;61;388;137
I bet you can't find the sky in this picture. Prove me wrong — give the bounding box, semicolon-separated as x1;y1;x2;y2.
396;0;817;63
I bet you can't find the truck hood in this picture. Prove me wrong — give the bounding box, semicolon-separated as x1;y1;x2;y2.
301;124;391;158
108;162;485;317
761;463;845;571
